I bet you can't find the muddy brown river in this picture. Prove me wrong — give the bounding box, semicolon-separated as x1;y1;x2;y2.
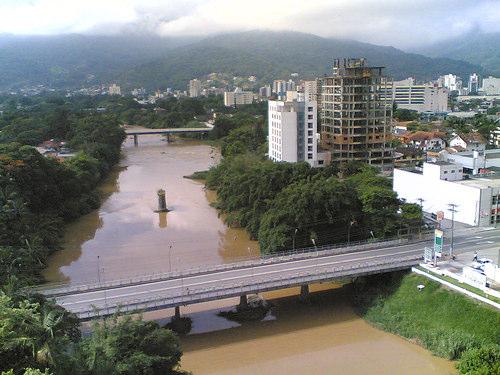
45;134;455;374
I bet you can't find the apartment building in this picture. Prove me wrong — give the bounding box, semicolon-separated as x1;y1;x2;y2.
317;58;393;171
268;97;318;167
224;88;254;106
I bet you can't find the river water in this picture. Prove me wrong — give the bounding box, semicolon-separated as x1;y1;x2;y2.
44;134;455;374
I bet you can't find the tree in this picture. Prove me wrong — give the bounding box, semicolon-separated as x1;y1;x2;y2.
77;315;184;375
0;293;80;373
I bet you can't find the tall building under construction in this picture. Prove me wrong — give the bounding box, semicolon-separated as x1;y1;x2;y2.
318;58;393;171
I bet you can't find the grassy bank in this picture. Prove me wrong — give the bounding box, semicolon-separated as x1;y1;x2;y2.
352;272;500;374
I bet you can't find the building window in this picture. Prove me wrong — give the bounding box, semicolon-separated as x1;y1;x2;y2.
308;146;313;151
308;130;313;136
308;153;313;159
308;115;313;119
318;160;324;165
451;170;455;173
308;123;313;129
308;107;313;112
308;138;313;144
443;171;448;174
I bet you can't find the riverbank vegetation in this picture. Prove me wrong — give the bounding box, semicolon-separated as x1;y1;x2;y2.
205;152;422;253
352;272;500;374
0;94;186;374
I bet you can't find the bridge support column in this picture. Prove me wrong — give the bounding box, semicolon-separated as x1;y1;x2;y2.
299;284;309;302
133;134;138;147
174;306;181;319
238;294;248;310
166;134;171;143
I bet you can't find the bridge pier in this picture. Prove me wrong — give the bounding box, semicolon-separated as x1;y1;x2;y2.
133;134;138;147
299;284;310;302
166;134;171;143
174;306;181;319
238;294;248;310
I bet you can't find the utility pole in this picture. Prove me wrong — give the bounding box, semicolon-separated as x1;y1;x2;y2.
447;203;458;258
417;198;424;209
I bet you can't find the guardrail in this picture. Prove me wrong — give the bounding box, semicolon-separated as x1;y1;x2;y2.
39;232;432;297
68;254;421;319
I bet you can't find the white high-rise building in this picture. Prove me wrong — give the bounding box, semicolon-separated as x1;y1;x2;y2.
382;78;449;112
439;74;462;92
268;97;318;167
468;73;480;94
189;79;202;98
482;76;500;95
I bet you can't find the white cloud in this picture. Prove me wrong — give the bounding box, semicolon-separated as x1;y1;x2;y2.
0;0;499;47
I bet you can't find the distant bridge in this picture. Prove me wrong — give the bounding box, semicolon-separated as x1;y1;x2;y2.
124;126;212;146
39;235;433;320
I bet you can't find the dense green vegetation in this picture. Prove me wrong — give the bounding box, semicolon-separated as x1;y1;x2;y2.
444;114;498;144
206;153;421;253
352;272;500;374
393;108;420;122
0;94;186;374
0;31;483;90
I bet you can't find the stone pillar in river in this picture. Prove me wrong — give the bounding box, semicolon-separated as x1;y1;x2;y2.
156;189;169;212
133;134;138;147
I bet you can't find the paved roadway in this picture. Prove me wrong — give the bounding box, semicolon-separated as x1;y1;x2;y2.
52;227;500;317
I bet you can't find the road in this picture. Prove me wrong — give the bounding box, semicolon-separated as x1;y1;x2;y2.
51;227;500;317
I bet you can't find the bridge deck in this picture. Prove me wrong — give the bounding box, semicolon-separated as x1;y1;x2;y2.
50;244;425;319
125;127;211;135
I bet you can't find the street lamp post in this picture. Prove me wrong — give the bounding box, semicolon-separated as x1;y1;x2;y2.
347;219;356;245
292;228;298;251
447;203;458;258
97;256;101;284
168;245;172;272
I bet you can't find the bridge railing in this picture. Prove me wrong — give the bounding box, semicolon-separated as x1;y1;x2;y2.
69;254;421;319
38;231;433;297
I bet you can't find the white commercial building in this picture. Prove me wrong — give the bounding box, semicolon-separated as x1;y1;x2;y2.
268;98;319;167
482;76;500;95
384;78;448;112
224;88;254;106
189;79;202;98
442;149;500;175
393;162;500;227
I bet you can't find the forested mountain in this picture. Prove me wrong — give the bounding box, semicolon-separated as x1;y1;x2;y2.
414;32;500;77
0;34;197;89
0;31;483;90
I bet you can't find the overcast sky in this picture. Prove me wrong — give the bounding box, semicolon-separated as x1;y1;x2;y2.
0;0;499;48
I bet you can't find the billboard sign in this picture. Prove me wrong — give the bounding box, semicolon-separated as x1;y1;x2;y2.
434;229;443;257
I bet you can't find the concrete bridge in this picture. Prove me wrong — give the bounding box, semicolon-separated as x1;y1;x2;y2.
125;126;211;146
39;236;433;320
